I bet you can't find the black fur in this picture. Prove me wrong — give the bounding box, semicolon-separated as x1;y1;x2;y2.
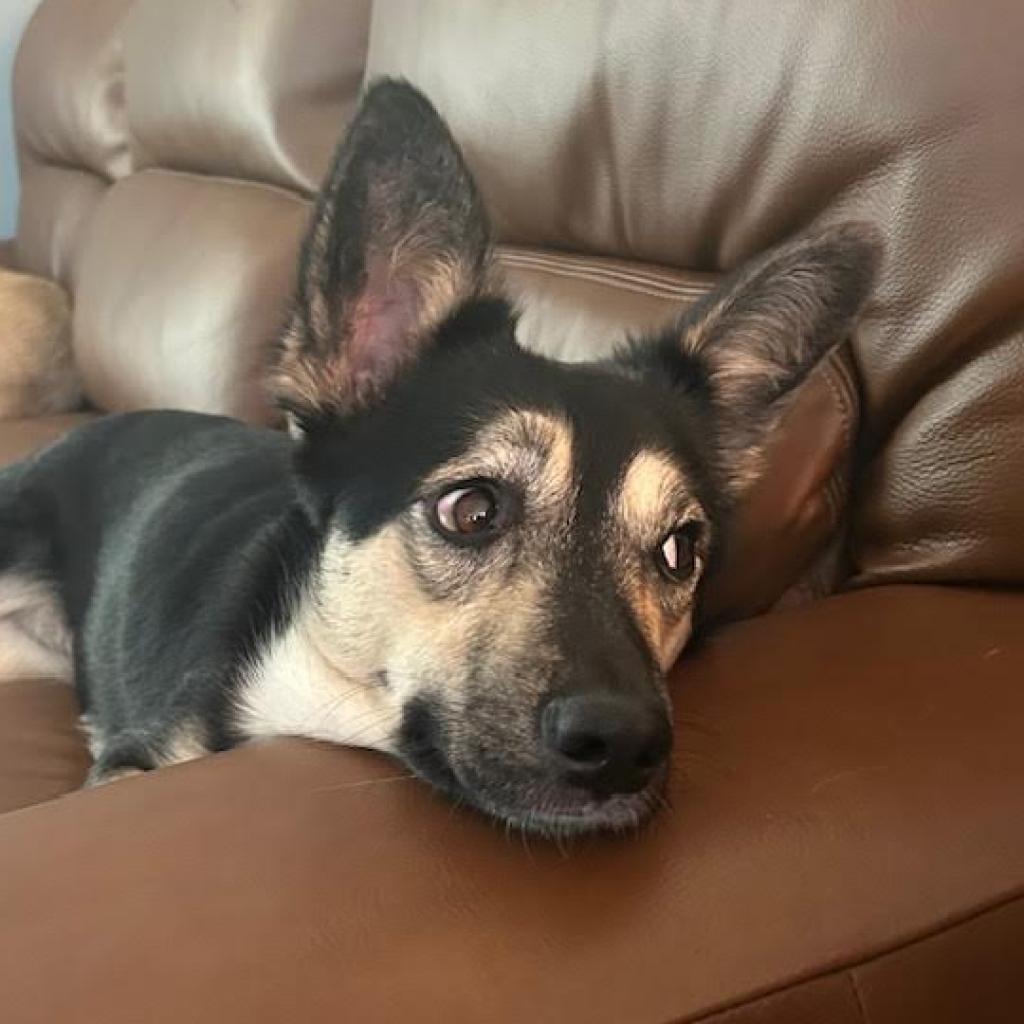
5;413;317;756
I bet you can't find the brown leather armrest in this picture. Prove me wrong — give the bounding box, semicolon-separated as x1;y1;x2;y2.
2;586;1022;1023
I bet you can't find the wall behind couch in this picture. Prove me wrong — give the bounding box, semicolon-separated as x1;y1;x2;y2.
1;0;44;239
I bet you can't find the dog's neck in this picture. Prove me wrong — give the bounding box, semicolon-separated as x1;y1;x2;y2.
234;594;396;752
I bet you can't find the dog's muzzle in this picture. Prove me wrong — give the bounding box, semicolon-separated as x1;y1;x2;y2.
398;692;672;836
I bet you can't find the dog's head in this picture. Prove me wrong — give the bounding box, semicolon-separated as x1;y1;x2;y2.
270;80;880;835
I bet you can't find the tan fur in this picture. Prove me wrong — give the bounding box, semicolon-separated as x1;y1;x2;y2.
80;718;209;787
162;721;211;766
677;237;849;406
422;409;575;518
87;767;144;787
305;200;335;346
79;715;104;760
609;450;707;669
0;268;80;419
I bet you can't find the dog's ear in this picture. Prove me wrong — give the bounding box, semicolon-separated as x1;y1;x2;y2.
271;78;493;430
618;222;881;498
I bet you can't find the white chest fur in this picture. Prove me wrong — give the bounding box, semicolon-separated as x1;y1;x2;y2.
0;573;73;682
234;604;398;754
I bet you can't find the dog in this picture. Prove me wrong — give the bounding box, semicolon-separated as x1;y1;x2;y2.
0;80;879;835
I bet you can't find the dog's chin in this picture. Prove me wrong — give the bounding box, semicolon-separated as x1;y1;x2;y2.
398;732;665;837
470;785;665;838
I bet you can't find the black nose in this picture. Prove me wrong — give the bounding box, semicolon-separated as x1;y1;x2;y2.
541;693;672;797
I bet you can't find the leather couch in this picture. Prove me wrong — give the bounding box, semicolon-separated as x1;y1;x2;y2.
2;2;1022;1021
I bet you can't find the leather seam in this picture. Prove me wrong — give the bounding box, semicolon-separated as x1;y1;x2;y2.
125;165;310;205
498;246;715;287
504;267;708;302
15;155;112;187
820;364;852;527
816;352;860;540
502;263;708;301
498;250;715;301
675;887;1024;1024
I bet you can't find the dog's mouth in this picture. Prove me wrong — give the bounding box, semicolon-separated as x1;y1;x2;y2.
471;782;667;838
397;698;667;837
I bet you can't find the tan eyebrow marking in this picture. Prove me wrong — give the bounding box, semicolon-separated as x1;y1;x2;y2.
423;409;575;517
614;450;704;545
610;449;707;668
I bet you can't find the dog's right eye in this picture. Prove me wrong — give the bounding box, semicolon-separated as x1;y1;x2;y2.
433;483;503;542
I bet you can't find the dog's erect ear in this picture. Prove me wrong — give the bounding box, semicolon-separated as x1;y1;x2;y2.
271;78;493;429
618;222;881;498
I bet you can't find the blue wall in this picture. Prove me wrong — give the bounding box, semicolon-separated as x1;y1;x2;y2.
1;1;45;239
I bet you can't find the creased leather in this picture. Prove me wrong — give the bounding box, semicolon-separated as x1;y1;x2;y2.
125;0;372;195
73;169;308;423
13;0;132;181
15;164;108;287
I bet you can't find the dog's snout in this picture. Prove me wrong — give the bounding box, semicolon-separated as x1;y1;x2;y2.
541;693;671;797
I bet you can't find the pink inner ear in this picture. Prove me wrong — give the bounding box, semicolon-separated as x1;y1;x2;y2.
347;262;422;403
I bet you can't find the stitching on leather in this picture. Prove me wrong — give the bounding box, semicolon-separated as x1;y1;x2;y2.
498;248;714;301
673;888;1024;1024
815;354;859;532
502;260;702;296
503;271;708;302
503;263;709;302
821;356;855;450
499;246;714;290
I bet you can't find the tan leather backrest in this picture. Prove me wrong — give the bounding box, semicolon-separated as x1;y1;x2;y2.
11;0;1024;601
13;0;132;286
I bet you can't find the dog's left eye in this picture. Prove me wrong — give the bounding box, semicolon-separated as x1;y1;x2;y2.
433;483;502;541
655;522;703;583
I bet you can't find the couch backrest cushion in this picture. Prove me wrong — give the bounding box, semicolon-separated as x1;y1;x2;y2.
124;0;370;195
13;0;133;285
72;169;309;422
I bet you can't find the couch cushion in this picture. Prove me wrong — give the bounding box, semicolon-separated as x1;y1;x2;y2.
125;0;371;195
72;170;309;422
13;0;132;183
12;0;133;284
0;585;1020;1022
14;166;109;288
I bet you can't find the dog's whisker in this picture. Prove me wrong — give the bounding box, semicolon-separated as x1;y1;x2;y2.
311;772;415;794
341;711;398;745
